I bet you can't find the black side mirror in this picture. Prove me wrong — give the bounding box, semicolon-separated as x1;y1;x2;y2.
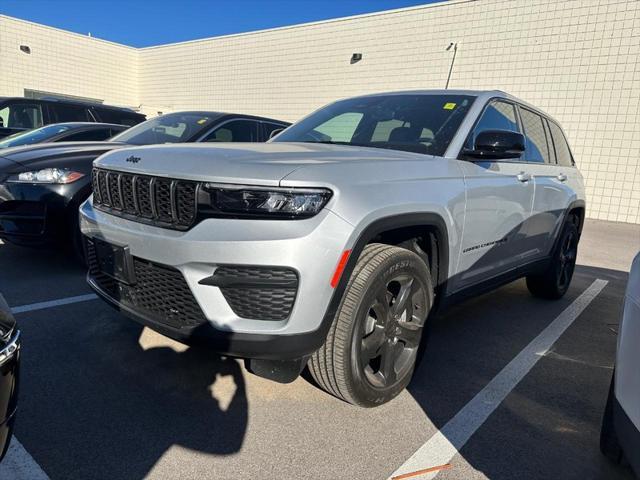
463;130;525;160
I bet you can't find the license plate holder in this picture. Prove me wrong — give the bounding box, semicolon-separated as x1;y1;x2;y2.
93;238;136;285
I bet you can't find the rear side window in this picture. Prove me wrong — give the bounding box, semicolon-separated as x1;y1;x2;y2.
95;108;143;127
548;121;574;167
519;107;551;164
0;103;44;129
54;104;91;122
202;120;257;142
62;129;113;142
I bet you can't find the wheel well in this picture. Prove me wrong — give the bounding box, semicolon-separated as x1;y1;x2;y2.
368;225;444;291
568;206;585;235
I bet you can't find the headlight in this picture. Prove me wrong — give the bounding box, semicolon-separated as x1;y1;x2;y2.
203;183;332;219
8;168;85;184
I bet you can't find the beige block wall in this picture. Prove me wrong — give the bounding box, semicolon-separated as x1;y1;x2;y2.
138;0;640;224
0;15;138;108
1;0;639;223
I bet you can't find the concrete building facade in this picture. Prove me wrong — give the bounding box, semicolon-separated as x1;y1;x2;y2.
0;0;638;223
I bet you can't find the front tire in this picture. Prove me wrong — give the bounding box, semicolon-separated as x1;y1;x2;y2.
309;243;433;407
526;219;579;299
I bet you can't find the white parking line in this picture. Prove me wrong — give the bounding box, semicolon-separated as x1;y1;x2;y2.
10;294;98;315
389;278;609;480
0;438;50;480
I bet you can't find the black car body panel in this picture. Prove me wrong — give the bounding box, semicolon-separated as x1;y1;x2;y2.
0;142;126;246
0;97;145;139
0;112;290;248
0;295;20;462
0;122;128;149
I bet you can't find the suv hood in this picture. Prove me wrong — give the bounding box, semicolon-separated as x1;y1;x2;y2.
0;141;127;173
95;142;429;186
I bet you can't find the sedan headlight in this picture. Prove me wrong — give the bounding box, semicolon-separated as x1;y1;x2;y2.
203;183;332;219
8;168;85;184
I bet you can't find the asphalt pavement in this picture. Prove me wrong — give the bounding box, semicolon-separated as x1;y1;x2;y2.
0;219;638;480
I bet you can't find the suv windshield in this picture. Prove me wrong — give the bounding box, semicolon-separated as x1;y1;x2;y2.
272;94;475;156
110;113;216;145
0;124;72;148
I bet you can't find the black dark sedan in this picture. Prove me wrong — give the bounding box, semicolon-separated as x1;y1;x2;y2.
0;122;128;149
0;111;290;256
0;295;19;462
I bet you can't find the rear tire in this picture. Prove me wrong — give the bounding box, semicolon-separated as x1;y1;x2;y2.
601;375;624;463
526;219;578;299
309;243;433;407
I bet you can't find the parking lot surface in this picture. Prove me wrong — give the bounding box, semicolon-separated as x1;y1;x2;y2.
1;219;639;480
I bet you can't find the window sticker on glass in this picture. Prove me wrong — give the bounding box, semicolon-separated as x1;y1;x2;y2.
443;102;457;110
197;118;209;125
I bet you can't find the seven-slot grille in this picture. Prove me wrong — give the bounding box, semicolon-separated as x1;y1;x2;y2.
92;168;198;229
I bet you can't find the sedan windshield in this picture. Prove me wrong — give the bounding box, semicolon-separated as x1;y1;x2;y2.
0;124;72;148
272;94;475;156
110;112;217;145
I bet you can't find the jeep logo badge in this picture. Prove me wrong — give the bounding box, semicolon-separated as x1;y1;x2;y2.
126;155;141;164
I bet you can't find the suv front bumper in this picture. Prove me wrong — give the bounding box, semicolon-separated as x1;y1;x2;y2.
79;198;354;360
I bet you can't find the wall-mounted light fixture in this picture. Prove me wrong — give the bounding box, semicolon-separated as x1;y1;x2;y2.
350;53;363;64
19;45;31;54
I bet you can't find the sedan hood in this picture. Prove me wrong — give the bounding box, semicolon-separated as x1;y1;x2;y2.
95;142;427;186
0;141;127;172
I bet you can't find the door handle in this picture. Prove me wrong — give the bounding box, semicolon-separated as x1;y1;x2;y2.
516;172;531;183
557;173;568;182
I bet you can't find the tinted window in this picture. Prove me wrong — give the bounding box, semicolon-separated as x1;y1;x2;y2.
0;103;44;129
548;121;573;167
62;129;113;142
0;123;72;148
95;108;143;126
543;119;556;164
473;100;519;134
110;113;215;145
466;100;521;156
54;104;90;122
520;107;551;163
202;120;257;142
262;122;287;140
274;94;475;156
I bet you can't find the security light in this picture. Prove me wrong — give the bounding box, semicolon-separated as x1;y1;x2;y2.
19;45;31;54
350;53;363;64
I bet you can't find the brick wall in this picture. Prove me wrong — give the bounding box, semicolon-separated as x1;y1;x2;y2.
1;0;639;223
0;15;138;108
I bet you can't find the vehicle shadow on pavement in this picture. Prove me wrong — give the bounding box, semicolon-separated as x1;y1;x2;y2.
15;318;248;480
404;265;634;480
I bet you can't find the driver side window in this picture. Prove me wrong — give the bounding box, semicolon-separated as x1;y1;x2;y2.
202;120;256;142
467;100;521;155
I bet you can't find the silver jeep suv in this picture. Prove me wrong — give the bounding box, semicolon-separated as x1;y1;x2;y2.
80;90;585;406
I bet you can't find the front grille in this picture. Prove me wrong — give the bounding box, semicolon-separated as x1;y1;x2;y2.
86;238;207;329
214;266;298;321
92;168;198;230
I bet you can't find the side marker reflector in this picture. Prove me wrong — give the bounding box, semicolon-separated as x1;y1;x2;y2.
330;250;351;288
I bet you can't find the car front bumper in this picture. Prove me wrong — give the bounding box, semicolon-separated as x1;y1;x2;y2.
0;330;20;461
0;181;86;246
79;198;354;360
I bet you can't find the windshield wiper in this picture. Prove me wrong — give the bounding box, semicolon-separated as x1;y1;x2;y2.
299;140;428;155
300;140;356;146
